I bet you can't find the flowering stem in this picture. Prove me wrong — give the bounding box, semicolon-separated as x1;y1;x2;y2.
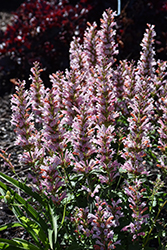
116;174;122;190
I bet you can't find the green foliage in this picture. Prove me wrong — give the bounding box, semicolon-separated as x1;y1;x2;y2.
0;172;61;250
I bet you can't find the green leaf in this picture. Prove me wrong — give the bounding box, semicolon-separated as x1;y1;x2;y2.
48;228;54;250
0;174;52;248
0;242;27;250
152;197;157;207
0;186;6;197
0;220;39;249
0;178;48;231
0;222;24;231
13;238;41;250
48;204;58;249
12;203;26;221
0;172;44;206
62;194;74;205
18;216;48;247
59;204;66;230
0;215;42;248
0;238;40;250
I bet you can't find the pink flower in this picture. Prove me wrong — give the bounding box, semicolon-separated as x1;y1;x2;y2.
94;124;120;184
11;80;36;148
97;9;118;67
72;196;123;249
29;61;46;124
138;24;156;77
83;21;98;69
122;179;149;240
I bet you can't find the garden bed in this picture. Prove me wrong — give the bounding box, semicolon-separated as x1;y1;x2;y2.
0;1;167;249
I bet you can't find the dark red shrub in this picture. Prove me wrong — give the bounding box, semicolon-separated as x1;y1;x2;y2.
0;0;166;95
0;0;96;93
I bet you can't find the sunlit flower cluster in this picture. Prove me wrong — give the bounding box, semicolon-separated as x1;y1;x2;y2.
9;8;167;249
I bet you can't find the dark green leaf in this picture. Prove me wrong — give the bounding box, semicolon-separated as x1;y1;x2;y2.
18;216;48;247
0;238;40;250
0;178;48;231
0;222;24;231
0;172;44;205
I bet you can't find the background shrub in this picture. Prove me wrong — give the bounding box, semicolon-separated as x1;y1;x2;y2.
0;0;166;95
0;0;94;93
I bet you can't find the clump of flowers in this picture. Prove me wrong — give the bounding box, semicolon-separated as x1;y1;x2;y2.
0;7;167;250
71;196;123;249
122;179;149;240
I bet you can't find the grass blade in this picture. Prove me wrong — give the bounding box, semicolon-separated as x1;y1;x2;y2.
0;238;39;250
0;178;48;231
18;216;48;247
0;172;45;205
0;221;24;231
